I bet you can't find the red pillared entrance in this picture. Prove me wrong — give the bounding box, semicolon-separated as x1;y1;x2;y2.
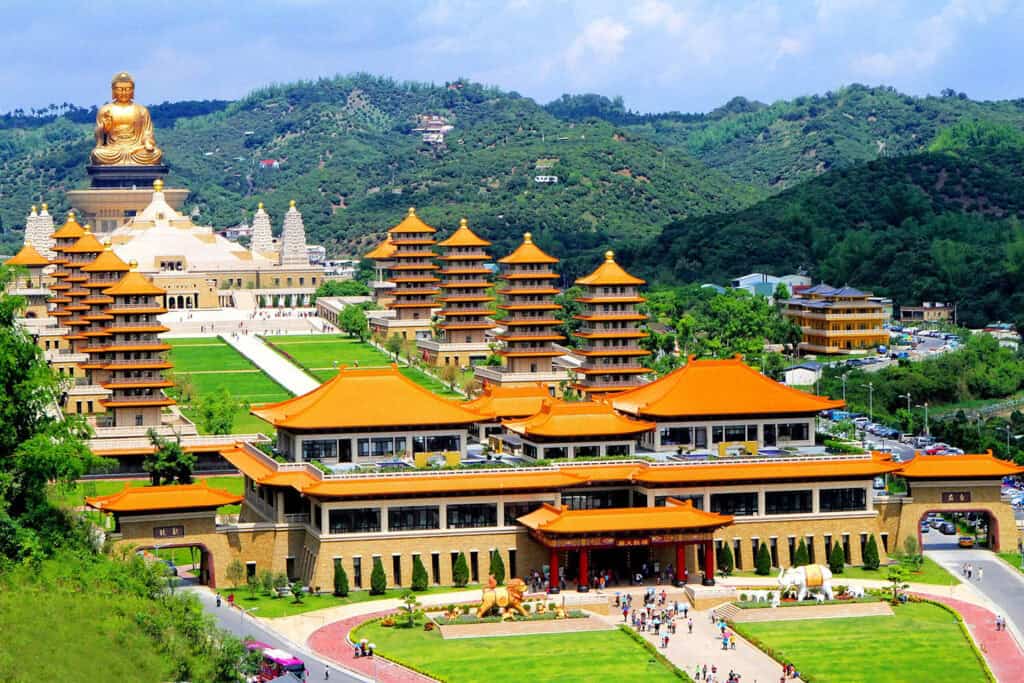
547;538;717;589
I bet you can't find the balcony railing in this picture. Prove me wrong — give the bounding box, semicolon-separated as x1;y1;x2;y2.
107;303;165;310
284;513;311;525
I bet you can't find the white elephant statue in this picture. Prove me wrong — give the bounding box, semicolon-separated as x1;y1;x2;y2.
778;564;834;601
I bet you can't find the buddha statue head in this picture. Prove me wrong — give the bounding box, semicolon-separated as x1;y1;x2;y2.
111;72;135;104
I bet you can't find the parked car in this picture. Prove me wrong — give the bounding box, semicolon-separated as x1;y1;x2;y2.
958;537;975;548
926;443;953;455
940;522;956;535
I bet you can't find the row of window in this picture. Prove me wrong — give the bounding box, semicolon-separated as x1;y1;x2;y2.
327;503;502;534
708;488;867;516
300;435;462;461
659;421;812;447
519;443;631;459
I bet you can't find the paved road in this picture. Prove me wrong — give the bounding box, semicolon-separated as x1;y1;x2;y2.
186;586;365;682
923;530;1024;642
223;333;320;395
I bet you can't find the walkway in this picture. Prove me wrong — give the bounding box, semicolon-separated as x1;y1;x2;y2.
222;333;319;395
309;610;433;683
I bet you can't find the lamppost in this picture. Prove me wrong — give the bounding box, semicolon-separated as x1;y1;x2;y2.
841;373;849;403
916;402;930;437
861;382;874;422
898;393;912;432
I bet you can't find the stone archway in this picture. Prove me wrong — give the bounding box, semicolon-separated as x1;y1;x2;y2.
135;542;219;587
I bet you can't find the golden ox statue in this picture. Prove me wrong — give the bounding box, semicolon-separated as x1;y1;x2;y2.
476;578;529;618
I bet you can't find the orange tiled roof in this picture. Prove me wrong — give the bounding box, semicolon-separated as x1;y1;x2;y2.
51;213;85;239
84;482;242;512
388;207;437;234
463;383;551;420
63;232;106;253
438;219;492;248
518;499;732;534
634;453;901;485
896;452;1024;479
498;232;559;265
251;364;481;430
81;248;131;272
365;237;397;260
303;470;588;498
5;243;50;267
503;399;655;439
575;251;645;287
103;271;165;296
612;356;844;418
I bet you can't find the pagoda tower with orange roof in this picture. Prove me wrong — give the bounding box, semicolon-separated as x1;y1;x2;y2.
475;232;569;392
418;218;495;368
363;234;397;307
4;241;52;318
572;250;650;397
367;208;440;342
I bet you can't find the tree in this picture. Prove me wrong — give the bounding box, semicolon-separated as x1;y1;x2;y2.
452;551;470;587
439;363;459;390
338;305;370;341
259;569;275;596
195;386;237;435
289;581;305;604
370;556;387;595
773;282;790;302
755;542;772;575
886;565;910;604
488;549;506;585
410;555;429;591
900;535;924;572
793;538;810;567
863;534;880;570
225;559;245;589
143;429;196;485
717;543;735;576
385;334;403;359
312;279;370;302
829;541;846;574
333;561;349;597
397;590;423;628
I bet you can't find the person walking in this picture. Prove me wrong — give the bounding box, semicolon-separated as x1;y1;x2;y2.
215;592;221;607
978;567;984;582
688;617;694;634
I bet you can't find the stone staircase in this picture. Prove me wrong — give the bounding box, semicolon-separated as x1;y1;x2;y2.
713;602;742;622
232;290;258;311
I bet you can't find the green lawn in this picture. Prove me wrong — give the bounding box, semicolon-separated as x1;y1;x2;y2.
734;602;989;683
53;476;244;516
165;337;288;435
352;621;683;683
997;551;1024;573
732;557;959;586
228;585;479;618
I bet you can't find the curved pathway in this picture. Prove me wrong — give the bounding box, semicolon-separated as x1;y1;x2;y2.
309;611;433;683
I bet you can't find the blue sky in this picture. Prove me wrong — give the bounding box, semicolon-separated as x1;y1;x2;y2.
3;0;1023;113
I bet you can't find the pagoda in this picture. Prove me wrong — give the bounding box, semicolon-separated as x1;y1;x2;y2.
572;251;650;397
475;232;569;392
364;235;397;307
368;208;439;342
418;218;495;368
4;241;52;318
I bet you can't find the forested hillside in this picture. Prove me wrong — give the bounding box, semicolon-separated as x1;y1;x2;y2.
634;146;1024;328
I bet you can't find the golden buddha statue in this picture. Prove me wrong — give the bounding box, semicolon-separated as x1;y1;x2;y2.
90;72;163;166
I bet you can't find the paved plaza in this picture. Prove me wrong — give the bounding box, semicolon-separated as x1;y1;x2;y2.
161;307;332;337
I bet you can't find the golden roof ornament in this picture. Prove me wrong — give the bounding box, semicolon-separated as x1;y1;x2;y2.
289;199;296;208
408;207;416;216
257;202;264;210
41;203;48;211
460;217;468;228
129;259;138;271
91;71;163;166
523;232;533;244
153;179;164;192
605;250;615;261
31;205;37;213
84;224;92;234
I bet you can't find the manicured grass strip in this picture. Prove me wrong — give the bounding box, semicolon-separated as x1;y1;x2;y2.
263;334;392;369
996;551;1024;574
732;557;959;586
352;619;685;683
228;585;479;618
733;602;988;683
53;476;244;515
167;337;263;372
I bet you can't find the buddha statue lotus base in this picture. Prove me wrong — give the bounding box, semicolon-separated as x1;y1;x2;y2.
87;164;169;189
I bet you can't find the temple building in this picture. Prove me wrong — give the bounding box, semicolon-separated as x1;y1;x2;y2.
463;382;551;441
364;235;397;307
611;356;844;455
500;399;655;460
781;284;888;354
417;218;496;367
475;232;569;391
22;204;55;258
4;241;52;318
367;208;440;341
572;251;650;397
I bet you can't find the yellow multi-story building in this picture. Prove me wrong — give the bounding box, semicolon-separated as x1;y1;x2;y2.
782;284;888;354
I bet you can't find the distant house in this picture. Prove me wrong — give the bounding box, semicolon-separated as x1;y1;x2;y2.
534;175;559;183
730;272;811;298
784;361;822;387
259;159;280;169
781;284;888;354
900;301;955;324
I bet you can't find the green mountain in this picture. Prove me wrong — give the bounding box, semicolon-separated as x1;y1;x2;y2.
0;75;762;279
633;146;1024;328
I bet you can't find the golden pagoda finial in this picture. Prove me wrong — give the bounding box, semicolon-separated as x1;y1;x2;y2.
605;250;615;261
30;205;37;213
408;207;416;216
67;210;75;218
129;259;138;271
460;217;468;228
41;203;47;211
153;179;164;192
289;199;296;208
102;240;112;251
84;224;92;234
257;201;264;210
523;232;533;244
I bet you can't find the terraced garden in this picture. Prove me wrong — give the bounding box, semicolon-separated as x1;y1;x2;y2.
165;337;290;434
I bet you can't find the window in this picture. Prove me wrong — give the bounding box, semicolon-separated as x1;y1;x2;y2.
751;537;760;565
824;534;833;558
392;555;402;586
562;490;630;510
787;537;796;565
860;533;869;560
302;439;337;461
733;539;743;570
806;536;816;564
470;551;479;583
450;551;460;579
724;425;747;442
448;503;497;528
431;552;441;585
819;488;866;512
352;557;362;588
313;504;322;530
508;549;517;578
660;426;693;446
765;490;812;515
778;422;810;442
503;501;550;525
388;506;440;531
286;557;296;581
710;492;758;516
328;508;381;534
246;561;256;579
605;444;630;456
357;437;405;458
842;534;851;563
544;446;569;459
880;532;889;553
574;445;599;458
654;494;704;510
411;434;461;453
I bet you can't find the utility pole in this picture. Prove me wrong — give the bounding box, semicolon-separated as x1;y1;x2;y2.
841;373;848;403
916;402;930;436
898;392;912;432
861;382;874;422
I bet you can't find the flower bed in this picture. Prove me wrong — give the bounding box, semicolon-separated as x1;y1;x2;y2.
735;596;881;609
434;609;587;625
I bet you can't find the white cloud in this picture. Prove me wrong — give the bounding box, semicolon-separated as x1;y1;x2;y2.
565;17;631;67
631;0;686;34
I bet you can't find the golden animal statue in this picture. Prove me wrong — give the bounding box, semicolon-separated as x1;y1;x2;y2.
476;578;529;618
91;72;163;166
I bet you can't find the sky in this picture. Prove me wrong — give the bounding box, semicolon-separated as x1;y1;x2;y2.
2;0;1023;114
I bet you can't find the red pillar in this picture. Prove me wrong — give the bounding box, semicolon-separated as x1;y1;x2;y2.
704;540;715;585
578;549;589;587
675;543;687;584
549;548;560;591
